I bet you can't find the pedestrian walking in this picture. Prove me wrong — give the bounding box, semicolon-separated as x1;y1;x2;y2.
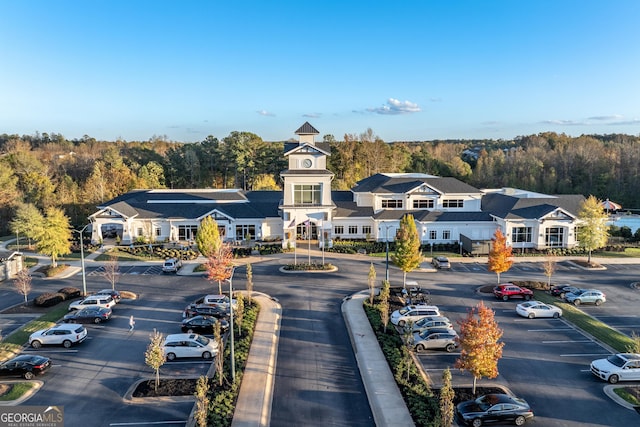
129;315;135;332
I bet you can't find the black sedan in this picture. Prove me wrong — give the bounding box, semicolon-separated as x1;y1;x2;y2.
63;306;113;324
456;393;534;427
0;355;52;380
181;315;229;334
184;304;230;319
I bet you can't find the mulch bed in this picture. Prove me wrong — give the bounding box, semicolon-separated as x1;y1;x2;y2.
132;378;199;398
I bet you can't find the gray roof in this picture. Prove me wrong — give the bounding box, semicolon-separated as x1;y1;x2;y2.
332;191;374;218
95;189;282;221
481;193;585;219
295;122;319;135
353;174;481;195
373;210;492;222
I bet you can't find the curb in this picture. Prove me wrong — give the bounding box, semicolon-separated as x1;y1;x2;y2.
0;380;44;406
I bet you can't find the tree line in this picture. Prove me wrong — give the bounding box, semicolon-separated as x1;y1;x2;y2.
2;129;639;234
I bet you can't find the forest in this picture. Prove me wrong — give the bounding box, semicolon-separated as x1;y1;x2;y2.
1;129;639;235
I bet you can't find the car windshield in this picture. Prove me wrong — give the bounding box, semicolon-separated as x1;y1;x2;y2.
195;335;210;345
606;354;626;367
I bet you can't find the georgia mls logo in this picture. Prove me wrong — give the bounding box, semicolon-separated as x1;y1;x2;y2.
0;405;64;427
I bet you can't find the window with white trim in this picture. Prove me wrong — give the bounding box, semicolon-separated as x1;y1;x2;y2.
334;225;344;234
348;225;358;234
442;199;464;208
382;199;403;208
362;225;372;235
512;227;532;243
442;230;451;239
293;184;322;206
413;199;434;209
429;230;437;240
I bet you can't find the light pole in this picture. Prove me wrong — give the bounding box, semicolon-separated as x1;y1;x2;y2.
379;224;393;282
227;267;236;383
73;224;90;297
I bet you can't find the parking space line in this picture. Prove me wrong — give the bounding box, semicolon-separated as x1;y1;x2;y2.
560;353;611;357
110;421;186;426
542;340;593;343
526;328;574;332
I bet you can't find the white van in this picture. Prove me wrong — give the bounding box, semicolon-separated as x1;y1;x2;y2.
162;333;218;360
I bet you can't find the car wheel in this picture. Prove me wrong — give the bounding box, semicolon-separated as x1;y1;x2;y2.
445;343;455;353
63;340;72;348
202;351;212;360
472;418;483;427
573;299;581;306
559;292;565;299
608;374;619;384
514;415;526;426
416;344;426;353
398;320;406;327
553;312;560;318
94;318;102;324
31;341;42;349
187;328;194;334
166;353;176;361
528;313;535;319
595;299;603;306
524;294;531;301
23;371;34;380
502;295;509;301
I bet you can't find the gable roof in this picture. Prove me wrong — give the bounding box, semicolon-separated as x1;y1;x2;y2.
481;193;585;220
352;173;482;195
283;142;331;156
295;122;319;135
332;191;374;218
93;189;282;221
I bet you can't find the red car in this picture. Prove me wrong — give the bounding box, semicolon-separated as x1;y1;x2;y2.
493;283;533;301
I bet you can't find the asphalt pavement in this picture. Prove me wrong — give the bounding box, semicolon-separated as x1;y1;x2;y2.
4;240;640;426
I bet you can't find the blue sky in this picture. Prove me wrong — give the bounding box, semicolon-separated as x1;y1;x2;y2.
1;1;639;143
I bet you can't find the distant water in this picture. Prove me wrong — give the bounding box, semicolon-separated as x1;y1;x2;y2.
607;214;640;233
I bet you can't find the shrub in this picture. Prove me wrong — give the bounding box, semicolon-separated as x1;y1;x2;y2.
57;287;82;300
34;293;65;307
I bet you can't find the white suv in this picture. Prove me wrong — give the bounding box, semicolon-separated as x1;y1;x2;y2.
203;294;237;310
68;295;116;311
162;333;219;361
29;324;88;348
162;258;183;273
590;353;640;383
390;304;441;327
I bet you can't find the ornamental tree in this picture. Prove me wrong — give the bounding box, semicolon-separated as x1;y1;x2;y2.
576;195;609;265
455;301;504;394
205;242;234;294
487;228;513;284
392;214;422;288
144;329;165;392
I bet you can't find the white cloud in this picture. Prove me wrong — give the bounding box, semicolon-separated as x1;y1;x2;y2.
367;98;421;115
257;110;276;117
303;113;322;118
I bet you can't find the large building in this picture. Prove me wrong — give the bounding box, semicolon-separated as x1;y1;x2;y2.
88;122;585;253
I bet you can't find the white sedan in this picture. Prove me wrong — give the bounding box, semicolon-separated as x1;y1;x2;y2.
516;301;562;319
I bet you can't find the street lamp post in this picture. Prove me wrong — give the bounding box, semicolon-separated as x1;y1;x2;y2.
227;267;236;383
73;224;90;297
379;225;393;282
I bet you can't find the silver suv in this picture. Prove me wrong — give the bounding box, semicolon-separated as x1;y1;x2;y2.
162;258;183;273
29;324;88;349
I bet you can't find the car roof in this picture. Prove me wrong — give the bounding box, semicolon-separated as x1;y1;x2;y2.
10;354;47;362
51;323;84;330
165;333;199;341
618;353;640;361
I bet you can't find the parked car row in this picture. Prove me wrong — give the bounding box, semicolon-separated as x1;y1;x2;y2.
549;284;607;306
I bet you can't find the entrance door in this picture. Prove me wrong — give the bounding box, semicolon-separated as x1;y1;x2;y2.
297;223;317;239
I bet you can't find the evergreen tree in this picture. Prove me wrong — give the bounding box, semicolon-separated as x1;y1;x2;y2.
33;207;72;268
196;216;221;257
392;214;422;288
439;368;455;427
577;195;609;264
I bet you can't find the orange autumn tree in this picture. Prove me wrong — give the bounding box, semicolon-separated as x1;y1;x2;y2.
487;229;513;284
455;301;504;394
205;243;234;294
